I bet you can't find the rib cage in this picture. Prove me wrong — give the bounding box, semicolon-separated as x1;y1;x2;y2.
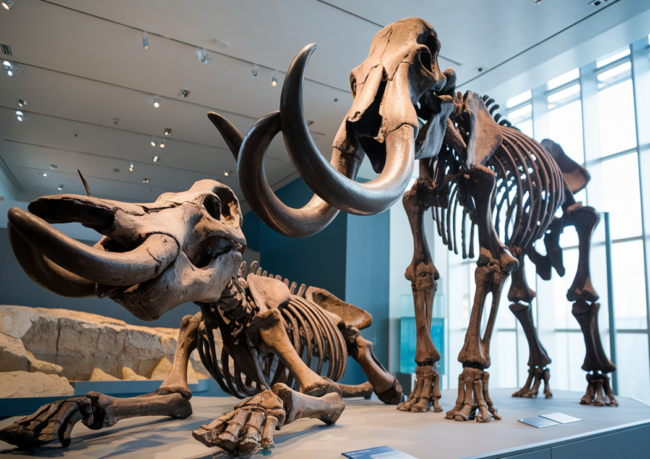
197;262;347;399
433;126;565;258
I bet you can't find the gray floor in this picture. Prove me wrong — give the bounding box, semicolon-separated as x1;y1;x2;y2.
1;389;649;458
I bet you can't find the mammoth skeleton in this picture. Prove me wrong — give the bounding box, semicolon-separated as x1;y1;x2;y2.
211;17;616;421
0;180;402;457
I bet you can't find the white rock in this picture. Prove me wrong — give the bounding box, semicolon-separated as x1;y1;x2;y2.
89;368;120;381
0;305;209;381
0;371;74;398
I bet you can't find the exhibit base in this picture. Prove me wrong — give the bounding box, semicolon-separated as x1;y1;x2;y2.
1;389;649;458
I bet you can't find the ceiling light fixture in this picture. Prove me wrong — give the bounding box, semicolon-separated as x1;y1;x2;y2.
159;139;165;148
50;164;57;169
152;155;159;162
151;137;156;147
251;64;258;78
42;172;48;177
178;89;190;98
58;185;64;191
214;38;229;48
163;128;171;136
142;31;149;49
2;1;14;10
271;72;278;87
148;95;160;108
3;60;21;77
224;170;232;177
17;99;27;107
15;110;26;121
196;48;211;64
129;161;134;172
142;178;149;183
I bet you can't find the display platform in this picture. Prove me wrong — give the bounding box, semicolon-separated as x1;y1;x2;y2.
1;389;649;458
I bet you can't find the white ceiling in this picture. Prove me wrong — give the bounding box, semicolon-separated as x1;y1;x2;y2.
0;0;648;207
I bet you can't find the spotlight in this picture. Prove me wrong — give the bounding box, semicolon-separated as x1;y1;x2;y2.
148;95;160;108
42;172;48;177
252;64;258;78
58;185;64;191
50;164;57;169
17;99;27;107
142;178;149;183
15;110;25;121
151;137;156;147
3;60;20;77
129;161;134;172
271;72;278;87
196;48;211;64
142;31;149;49
159;139;165;148
163;128;171;136
152;155;159;162
224;170;232;177
2;1;14;10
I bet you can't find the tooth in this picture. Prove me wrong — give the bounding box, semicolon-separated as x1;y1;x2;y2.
123;284;140;293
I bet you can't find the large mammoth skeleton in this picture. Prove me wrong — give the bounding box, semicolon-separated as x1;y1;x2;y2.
212;17;616;422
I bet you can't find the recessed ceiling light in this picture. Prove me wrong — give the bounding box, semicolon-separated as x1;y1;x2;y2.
2;1;14;11
129;161;134;172
224;170;232;177
142;178;149;183
17;99;27;107
178;89;190;98
164;128;171;136
42;172;47;177
152;155;159;162
148;95;160;108
159;139;165;148
50;164;57;169
15;110;25;121
58;185;64;191
271;72;278;87
252;64;258;78
151;137;156;147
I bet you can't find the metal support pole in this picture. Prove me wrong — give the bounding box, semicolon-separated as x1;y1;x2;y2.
604;212;618;394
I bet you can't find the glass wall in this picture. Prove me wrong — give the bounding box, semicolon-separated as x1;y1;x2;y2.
441;35;650;403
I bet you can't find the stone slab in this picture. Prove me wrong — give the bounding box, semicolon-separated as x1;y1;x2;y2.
1;389;649;458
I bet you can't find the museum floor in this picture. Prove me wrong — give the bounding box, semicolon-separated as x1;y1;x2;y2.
1;389;649;458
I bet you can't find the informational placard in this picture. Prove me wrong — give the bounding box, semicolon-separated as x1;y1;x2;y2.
342;445;418;459
517;416;560;428
540;412;582;424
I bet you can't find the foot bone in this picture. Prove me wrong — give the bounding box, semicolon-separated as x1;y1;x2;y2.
512;367;552;399
580;373;618;407
397;365;442;412
446;367;500;422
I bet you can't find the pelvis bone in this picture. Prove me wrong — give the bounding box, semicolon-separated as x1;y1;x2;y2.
8;180;245;321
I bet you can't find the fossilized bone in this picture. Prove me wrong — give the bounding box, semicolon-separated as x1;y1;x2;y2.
0;180;402;457
209;17;616;421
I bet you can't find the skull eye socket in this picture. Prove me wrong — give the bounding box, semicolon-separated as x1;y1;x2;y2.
350;75;357;98
203;194;222;220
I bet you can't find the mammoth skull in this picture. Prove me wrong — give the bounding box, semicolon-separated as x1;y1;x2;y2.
8;180;245;321
228;18;456;238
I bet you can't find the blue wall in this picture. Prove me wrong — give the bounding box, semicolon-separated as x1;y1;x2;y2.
242;177;391;385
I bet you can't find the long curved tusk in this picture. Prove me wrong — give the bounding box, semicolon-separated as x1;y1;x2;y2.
8;222;96;298
280;44;414;216
8;207;179;286
238;112;340;237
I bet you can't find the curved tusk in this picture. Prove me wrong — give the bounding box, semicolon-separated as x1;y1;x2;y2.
280;44;414;216
8;222;96;298
207;112;244;162
238;111;340;237
8;207;179;286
